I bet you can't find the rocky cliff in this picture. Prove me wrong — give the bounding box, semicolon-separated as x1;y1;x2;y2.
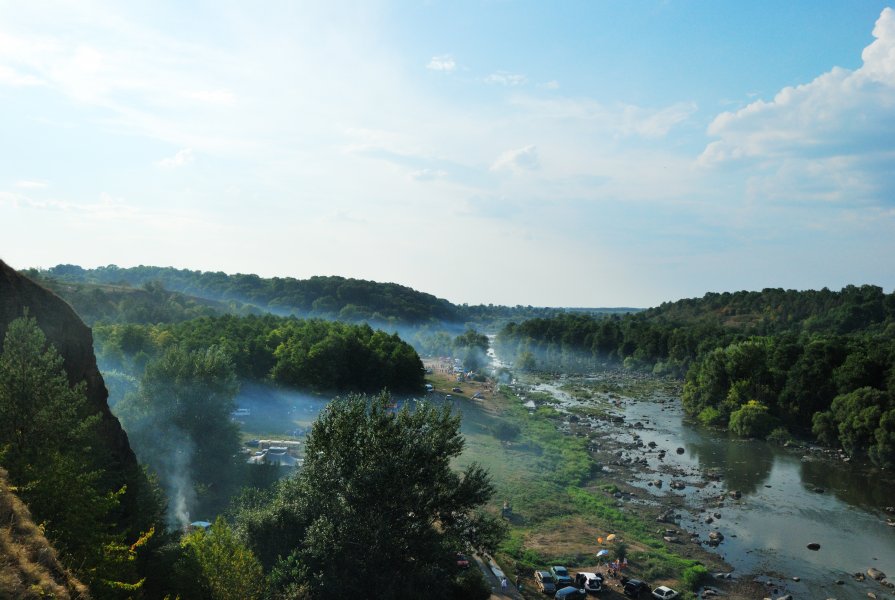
0;259;148;535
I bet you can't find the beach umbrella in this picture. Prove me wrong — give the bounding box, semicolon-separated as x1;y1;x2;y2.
606;533;616;541
596;549;609;557
597;537;604;544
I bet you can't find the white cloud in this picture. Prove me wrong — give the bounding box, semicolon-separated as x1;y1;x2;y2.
426;54;456;72
15;180;48;189
409;168;447;181
491;145;539;172
157;148;195;168
184;89;236;106
540;80;560;90
485;71;527;86
509;95;695;139
699;8;895;204
0;64;43;86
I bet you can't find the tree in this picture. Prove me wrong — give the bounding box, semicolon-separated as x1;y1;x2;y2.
234;391;504;599
728;400;776;438
454;328;490;372
179;517;265;600
116;345;242;525
0;315;144;593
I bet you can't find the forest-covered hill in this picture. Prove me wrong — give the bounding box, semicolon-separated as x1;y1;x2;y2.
495;285;895;468
25;264;635;329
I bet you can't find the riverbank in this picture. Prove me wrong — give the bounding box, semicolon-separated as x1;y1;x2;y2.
427;364;895;599
424;365;737;599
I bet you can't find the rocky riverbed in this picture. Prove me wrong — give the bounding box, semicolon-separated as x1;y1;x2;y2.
513;371;895;600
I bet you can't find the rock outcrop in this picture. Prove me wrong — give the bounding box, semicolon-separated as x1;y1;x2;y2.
0;259;147;534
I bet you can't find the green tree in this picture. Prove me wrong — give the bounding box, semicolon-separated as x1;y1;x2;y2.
813;386;894;466
116;345;242;524
180;517;265;600
0;315;144;594
234;391;504;599
728;400;776;438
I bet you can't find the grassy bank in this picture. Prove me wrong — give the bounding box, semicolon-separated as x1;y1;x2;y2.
428;369;713;597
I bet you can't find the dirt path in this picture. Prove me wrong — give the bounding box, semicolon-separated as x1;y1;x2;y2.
473;553;523;599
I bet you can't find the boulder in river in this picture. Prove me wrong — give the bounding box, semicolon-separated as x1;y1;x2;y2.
676;447;685;454
729;490;742;499
868;567;886;581
807;543;821;551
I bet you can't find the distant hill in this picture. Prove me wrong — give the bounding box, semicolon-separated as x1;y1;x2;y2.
27;264;638;328
642;285;895;335
24;275;257;326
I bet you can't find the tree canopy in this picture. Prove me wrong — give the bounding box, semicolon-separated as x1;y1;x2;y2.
233;391;503;599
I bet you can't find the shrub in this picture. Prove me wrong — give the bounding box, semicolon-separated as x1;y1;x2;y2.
681;564;709;590
766;426;792;445
697;406;723;427
728;400;776;438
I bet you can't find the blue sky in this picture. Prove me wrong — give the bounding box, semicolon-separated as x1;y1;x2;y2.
1;1;893;307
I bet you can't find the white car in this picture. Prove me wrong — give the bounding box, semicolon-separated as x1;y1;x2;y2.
574;572;603;593
652;585;679;599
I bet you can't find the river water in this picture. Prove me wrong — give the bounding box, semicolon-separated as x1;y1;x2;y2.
533;378;895;600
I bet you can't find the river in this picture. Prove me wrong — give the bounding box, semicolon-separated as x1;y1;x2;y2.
532;376;895;600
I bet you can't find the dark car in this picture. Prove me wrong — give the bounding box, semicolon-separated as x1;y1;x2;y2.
556;586;587;600
456;553;470;569
535;570;557;595
623;578;649;598
452;387;462;393
550;565;574;588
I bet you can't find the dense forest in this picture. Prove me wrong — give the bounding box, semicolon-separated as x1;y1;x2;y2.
1;315;498;599
495;285;895;467
25;264;632;329
95;314;425;395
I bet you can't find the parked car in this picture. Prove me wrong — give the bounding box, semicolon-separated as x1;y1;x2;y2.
550;565;574;588
455;553;469;569
623;579;649;598
574;572;603;593
555;586;587;600
651;585;678;599
535;570;557;595
452;387;462;393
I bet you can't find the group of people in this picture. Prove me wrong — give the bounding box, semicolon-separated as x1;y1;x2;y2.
606;556;628;577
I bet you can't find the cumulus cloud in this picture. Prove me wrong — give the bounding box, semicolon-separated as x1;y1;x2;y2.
157;148;195;168
699;7;895;203
491;145;539;172
485;71;527;86
426;54;456;72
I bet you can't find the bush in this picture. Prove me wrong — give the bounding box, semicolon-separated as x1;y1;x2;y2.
681;564;709;591
728;400;776;438
697;406;723;427
766;426;792;445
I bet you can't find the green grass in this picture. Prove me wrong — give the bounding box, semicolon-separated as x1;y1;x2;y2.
456;381;698;585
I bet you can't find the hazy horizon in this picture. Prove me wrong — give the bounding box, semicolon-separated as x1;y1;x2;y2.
3;1;894;307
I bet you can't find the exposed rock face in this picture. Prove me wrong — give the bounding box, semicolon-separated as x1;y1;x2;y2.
0;260;145;534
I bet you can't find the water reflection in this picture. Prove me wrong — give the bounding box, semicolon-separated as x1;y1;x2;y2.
680;428;774;496
799;457;895;512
